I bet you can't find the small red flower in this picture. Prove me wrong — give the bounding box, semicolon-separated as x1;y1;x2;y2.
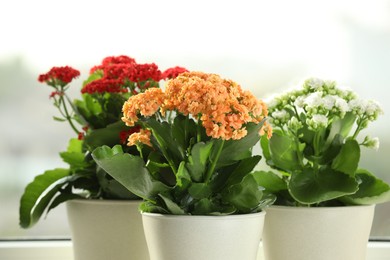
81;79;129;94
131;63;162;82
49;91;63;98
90;55;137;74
161;66;188;80
38;66;80;84
78;132;85;140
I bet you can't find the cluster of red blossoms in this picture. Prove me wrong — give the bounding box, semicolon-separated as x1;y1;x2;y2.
38;66;80;85
81;55;187;94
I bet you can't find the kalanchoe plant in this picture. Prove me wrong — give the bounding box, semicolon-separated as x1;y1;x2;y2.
19;55;187;228
92;71;275;215
257;78;390;206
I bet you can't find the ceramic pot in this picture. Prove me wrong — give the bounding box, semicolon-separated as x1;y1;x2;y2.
262;205;375;260
142;211;266;260
66;199;149;260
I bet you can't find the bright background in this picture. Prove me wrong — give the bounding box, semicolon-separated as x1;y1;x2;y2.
1;0;389;238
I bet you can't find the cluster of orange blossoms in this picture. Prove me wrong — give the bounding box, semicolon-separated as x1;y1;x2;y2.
122;71;272;146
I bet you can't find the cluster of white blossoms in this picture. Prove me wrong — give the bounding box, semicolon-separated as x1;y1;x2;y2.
267;78;383;149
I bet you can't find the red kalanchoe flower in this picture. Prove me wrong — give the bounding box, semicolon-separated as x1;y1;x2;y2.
38;66;80;84
81;78;129;94
103;64;137;80
78;132;85;140
131;63;162;82
161;66;188;80
90;55;137;74
49;91;64;98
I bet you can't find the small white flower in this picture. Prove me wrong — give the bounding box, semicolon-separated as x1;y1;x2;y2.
348;99;366;115
294;96;306;108
334;97;350;114
306;78;324;90
365;100;383;116
305;92;324;108
311;114;328;126
287;116;303;130
322;95;336;110
272;110;289;122
364;136;380;150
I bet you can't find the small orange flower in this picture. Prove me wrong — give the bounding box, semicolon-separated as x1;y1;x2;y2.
122;88;164;126
127;129;152;147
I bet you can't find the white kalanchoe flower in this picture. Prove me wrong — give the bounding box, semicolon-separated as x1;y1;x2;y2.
334;96;350;116
271;110;290;124
312;114;328;126
305;92;324;109
287;116;303;131
294;95;306;108
348;99;366;115
365;100;383;117
363;136;380;150
307;114;328;130
305;78;324;91
323;95;336;110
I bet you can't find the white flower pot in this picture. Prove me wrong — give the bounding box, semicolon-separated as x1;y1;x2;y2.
262;205;375;260
142;211;266;260
66;199;149;260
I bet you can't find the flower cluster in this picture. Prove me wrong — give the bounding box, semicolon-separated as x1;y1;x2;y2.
82;55;187;95
38;66;80;86
20;55;187;229
122;71;272;142
268;78;383;148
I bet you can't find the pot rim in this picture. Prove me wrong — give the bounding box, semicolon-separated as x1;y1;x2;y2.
141;211;266;220
66;198;142;206
265;204;375;212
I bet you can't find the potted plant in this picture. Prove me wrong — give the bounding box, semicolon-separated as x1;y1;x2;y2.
256;78;390;260
19;55;187;260
92;71;275;260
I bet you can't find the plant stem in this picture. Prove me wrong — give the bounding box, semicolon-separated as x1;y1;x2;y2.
59;90;80;135
204;139;224;183
151;128;178;174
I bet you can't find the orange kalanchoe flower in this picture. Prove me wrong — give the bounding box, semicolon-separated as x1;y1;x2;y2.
165;71;269;140
122;71;271;141
122;88;165;126
127;129;152;147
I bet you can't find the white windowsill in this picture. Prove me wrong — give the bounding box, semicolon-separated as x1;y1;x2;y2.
0;240;389;260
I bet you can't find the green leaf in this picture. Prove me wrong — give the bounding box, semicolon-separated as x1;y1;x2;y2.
289;167;359;204
19;168;71;228
188;183;212;199
252;170;287;193
96;167;139;199
341;169;390;205
92;145;170;201
325;112;356;146
145;117;184;165
331;139;360;176
52;116;66;122
139;200;170;214
216;122;263;168
223;155;262;188
186;141;213;182
84;121;130;150
192;198;236;215
223;174;263;212
158;194;186;215
47;193;83;213
260;134;271;161
268;131;302;172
